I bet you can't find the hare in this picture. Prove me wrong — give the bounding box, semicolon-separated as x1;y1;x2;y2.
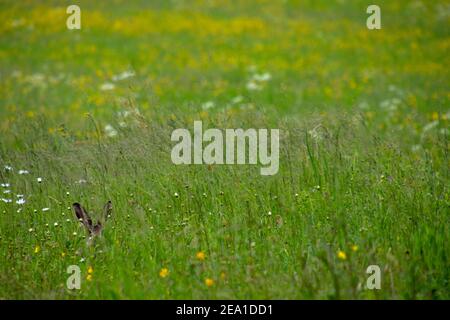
73;201;112;245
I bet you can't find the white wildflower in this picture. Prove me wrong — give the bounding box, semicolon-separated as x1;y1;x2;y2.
26;73;46;87
104;124;118;137
246;81;262;91
379;98;401;112
252;72;271;82
308;126;323;142
118;110;131;118
100;82;115;91
201;101;215;110
422;121;438;133
231;95;244;104
112;70;135;81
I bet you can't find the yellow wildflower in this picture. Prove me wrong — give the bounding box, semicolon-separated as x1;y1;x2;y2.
26;111;35;118
351;245;358;252
431;112;439;121
159;268;169;278
87;266;94;274
337;250;347;260
196;251;206;261
34;245;40;254
205;278;214;287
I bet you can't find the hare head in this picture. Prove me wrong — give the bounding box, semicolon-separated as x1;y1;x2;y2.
73;201;112;241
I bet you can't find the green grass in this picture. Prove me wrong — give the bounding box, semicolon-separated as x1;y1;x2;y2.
0;0;448;299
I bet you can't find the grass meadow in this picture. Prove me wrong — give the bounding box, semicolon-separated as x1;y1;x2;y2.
0;0;449;299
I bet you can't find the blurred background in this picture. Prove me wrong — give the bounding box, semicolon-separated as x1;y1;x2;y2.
0;0;448;133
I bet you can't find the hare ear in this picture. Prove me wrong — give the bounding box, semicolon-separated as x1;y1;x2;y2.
103;200;112;222
73;203;93;232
